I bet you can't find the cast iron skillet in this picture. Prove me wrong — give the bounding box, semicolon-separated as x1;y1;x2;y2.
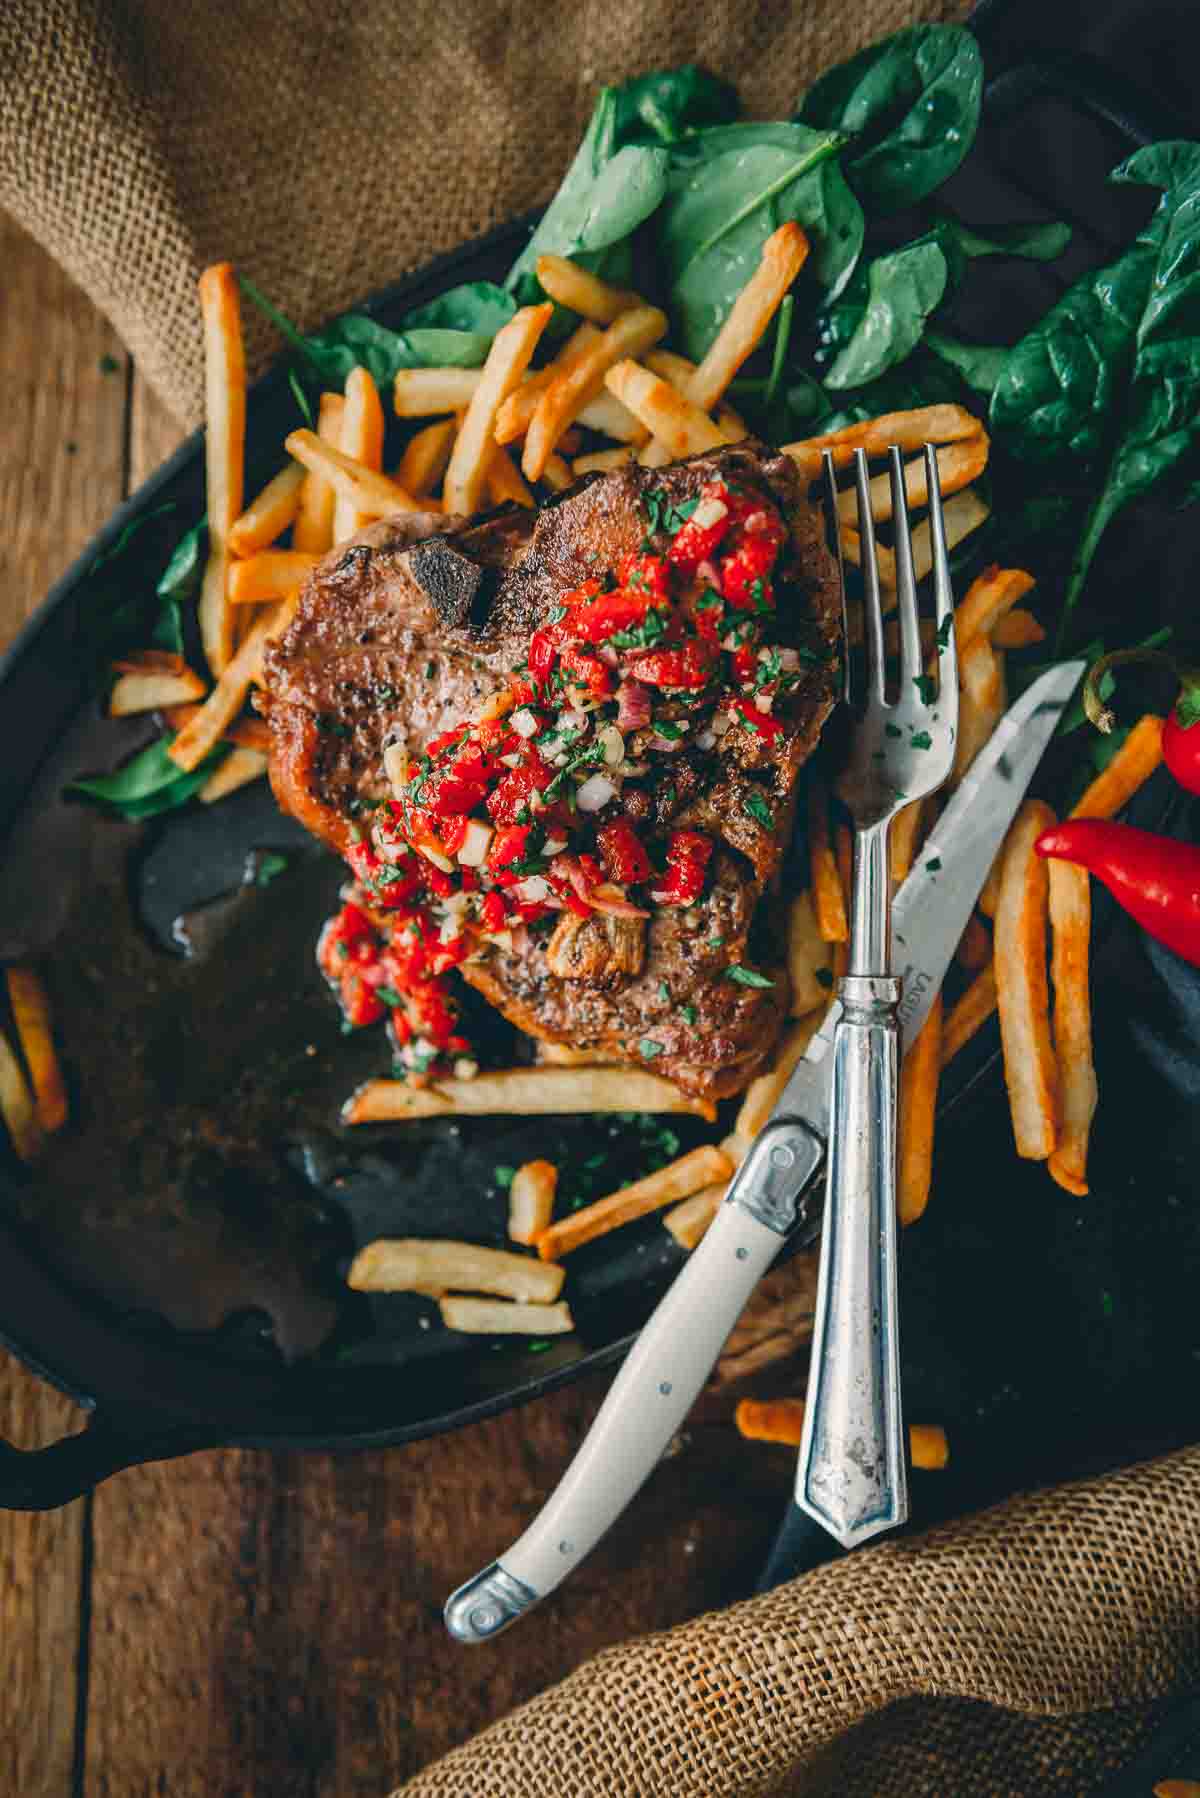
1;56;1196;1512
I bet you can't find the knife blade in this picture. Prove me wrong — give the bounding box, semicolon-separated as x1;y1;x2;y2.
444;659;1085;1643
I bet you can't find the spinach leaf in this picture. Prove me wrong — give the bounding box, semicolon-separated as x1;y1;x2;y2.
572;144;672;253
936;214;1072;262
78;503;193;666
401;281;517;336
798;24;983;212
660;123;851;361
609;65;738;146
824;237;948;389
153;517;206;654
68;736;226;820
925;329;1009;393
818;348;966;432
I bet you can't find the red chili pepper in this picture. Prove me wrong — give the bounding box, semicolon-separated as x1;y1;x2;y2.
625;641;718;691
729;696;785;741
1083;648;1200;796
558;642;615;701
1036;819;1200;965
528;629;559;684
667;482;735;573
571;588;656;645
654;829;713;906
596;817;652;886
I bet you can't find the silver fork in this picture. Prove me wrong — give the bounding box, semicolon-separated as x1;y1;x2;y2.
795;443;959;1550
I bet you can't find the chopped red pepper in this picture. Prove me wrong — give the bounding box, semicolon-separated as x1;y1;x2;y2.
596;817;652;886
625;640;718;691
420;741;499;818
617;550;671;600
487;824;535;883
487;750;556;826
339;967;385;1027
571;588;658;645
654;830;713;906
731;643;759;684
317;901;376;979
480;891;507;932
667;483;735;573
730;696;786;741
558;642;615;701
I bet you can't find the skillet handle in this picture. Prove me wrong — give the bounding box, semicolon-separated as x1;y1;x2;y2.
0;1410;206;1510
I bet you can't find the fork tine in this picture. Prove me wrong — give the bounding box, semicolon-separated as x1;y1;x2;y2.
924;442;959;733
821;450;851;706
853;449;886;706
888;446;922;691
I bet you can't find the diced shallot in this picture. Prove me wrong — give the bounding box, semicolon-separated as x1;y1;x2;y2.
616;679;652;732
515;875;551;904
542;835;569;856
576;773;617;813
511;708;539;738
456;819;494;866
597;724;625;767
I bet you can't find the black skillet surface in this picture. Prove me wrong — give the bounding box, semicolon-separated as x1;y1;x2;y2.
2;41;1200;1513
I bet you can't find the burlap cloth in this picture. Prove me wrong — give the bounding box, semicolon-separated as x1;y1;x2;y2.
3;2;1199;1792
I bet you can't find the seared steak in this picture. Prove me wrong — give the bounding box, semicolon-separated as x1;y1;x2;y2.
261;443;841;1099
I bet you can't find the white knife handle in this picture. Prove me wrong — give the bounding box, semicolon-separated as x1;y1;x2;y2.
796;975;908;1548
444;1116;824;1643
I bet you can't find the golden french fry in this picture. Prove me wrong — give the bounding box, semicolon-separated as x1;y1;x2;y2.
940;963;997;1066
196;263;246;675
835;823;853;919
994;799;1059;1160
605;360;725;461
889;798;926;885
440;1296;575;1336
952;565;1036;647
292;392;344;553
686;223;809;414
394;415;456;497
333;366;385;540
783;403;981;480
228;549;320;604
285;428;419;520
446;303;554;514
0;1027;41;1162
343;1066;715;1124
494;324;600;445
162;704;269;752
508;1160;558;1246
898;991;941;1227
808;777;848;943
167;596;296;772
978;857;1002;919
523;305;668;481
539;452;572;492
198;745;268;803
5;966;66;1133
839;526;898;590
909;1425;951;1470
953;634;1005;783
842;486;991;596
572;445;635;477
663;1184;726;1251
1070;713;1164;820
485;443;536;509
786;891;834;1016
735;1399;948;1467
835;435;989;526
535;254;641;323
1047;858;1097;1197
642;350;747;443
956;912;992;971
393;367;489;417
990;608;1045;650
720;1130;750;1169
575;389;651;443
228;461;305;557
734;1010;827;1141
109;651;207;715
536;1144;732;1261
1153;1783;1200;1798
348;1238;564;1303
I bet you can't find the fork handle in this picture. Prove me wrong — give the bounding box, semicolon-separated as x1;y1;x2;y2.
795;972;908;1549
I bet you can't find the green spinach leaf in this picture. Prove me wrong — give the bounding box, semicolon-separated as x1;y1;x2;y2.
925;329;1009;393
68;736;227;820
936;214;1072;262
572;144;671;252
824;237;948;389
818;348;966;432
153;517;206;653
401;281;517;336
798;24;983;212
609;65;738;146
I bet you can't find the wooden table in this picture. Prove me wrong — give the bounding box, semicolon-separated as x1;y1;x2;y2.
0;210;798;1798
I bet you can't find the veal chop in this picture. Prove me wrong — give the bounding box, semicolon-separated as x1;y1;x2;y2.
261;443;841;1100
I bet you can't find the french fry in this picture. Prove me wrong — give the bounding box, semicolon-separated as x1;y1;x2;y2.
994;799;1059;1160
1153;1783;1200;1798
978;858;1002;919
1047;859;1097;1197
786;891;834;1016
956;911;992;971
663;1184;726;1251
835;823;853;920
228;549;320;604
604;360;725;461
575;389;651;442
393;367;487;417
841;486;990;595
333;366;385;540
284;429;419;519
808;777;848;943
735;1398;949;1467
539;452;573;493
161;704;270;752
167;596;296;772
940;964;997;1066
343;1066;715;1124
508;1160;558;1246
440;1296;575;1335
1070;713;1164;820
446;303;554;514
642;351;747;444
198;745;268;803
523;305;668;481
734;1010;828;1140
5;965;66;1132
532;1041;613;1067
485;443;536;509
196;263;246;675
397;416;457;497
494;324;600;445
572;445;635;476
835;435;989;526
228;461;306;557
839;527;898;590
990;608;1045;650
109;652;207;716
889;798;926;885
348;1238;564;1303
534;254;640;324
536;1144;732;1261
783;403;981;481
0;1027;41;1162
898;992;941;1226
953;634;1005;782
952;565;1036;648
686;223;809;414
292;391;343;553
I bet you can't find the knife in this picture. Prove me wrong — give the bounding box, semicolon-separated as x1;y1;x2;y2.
444;659;1085;1643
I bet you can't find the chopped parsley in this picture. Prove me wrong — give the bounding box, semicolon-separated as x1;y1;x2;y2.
493;1165;516;1189
315;713;352;739
255;852;289;887
925;856;942;872
680;1003;698;1024
642;488;699;537
936;615;954;650
610;608;668;651
639;1037;665;1059
815;967;834;989
526;1339;552;1353
913;674;936;704
695;589;722;611
743;791;774;829
910;730;933;751
725;964;774;988
424;661;435;679
375;986;403;1008
99;352;120;375
658;981;670;1001
885;722;902;739
653;719;686;740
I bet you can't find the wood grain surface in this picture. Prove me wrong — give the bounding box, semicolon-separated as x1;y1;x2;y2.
0;214;798;1797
